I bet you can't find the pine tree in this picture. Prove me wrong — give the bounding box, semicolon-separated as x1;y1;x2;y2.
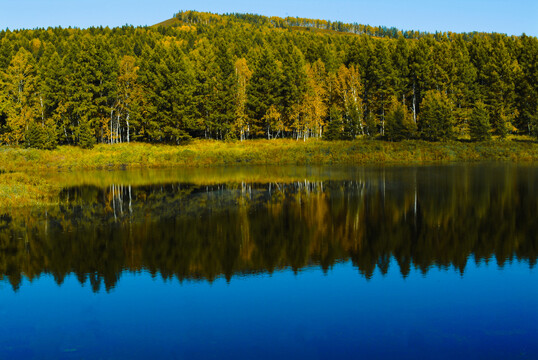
324;106;343;140
364;41;395;136
419;90;454;141
409;38;434;124
78;119;95;149
248;47;282;137
281;45;307;135
530;111;538;140
483;36;518;138
469;101;492;141
385;97;416;141
191;38;220;139
25;121;46;149
43;119;58;150
514;35;538;135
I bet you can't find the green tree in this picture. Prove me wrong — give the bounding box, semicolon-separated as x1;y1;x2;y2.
469;101;492;141
385;97;416;141
515;35;538;134
530;111;538;140
78;119;95;149
324;105;344;140
191;38;220;139
419;90;454;141
483;36;518;138
25;120;46;149
248;47;282;137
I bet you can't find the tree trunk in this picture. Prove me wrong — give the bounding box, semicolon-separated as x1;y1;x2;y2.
412;81;417;124
110;109;114;144
126;112;130;143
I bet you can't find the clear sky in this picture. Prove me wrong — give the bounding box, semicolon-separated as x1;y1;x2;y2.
1;0;536;36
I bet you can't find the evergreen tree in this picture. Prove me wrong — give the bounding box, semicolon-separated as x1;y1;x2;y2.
280;44;307;135
25;120;46;149
469;101;492;141
419;90;454;141
385;97;416;141
483;36;518;138
530;111;538;140
43;119;58;150
78;119;95;149
324;106;343;140
364;40;395;136
364;112;378;138
191;38;220;139
408;38;433;124
514;35;538;135
247;46;282;137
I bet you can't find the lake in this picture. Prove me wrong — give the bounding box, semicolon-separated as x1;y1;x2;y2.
0;164;537;359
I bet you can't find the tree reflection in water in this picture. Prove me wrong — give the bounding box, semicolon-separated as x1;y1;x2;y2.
0;165;536;292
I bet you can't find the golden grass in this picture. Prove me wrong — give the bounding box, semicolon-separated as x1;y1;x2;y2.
1;138;537;210
1;138;537;173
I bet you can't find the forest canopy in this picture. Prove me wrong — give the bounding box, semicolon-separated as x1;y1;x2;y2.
0;11;537;148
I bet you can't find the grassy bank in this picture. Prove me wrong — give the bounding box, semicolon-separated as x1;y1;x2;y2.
1;138;538;173
1;138;537;209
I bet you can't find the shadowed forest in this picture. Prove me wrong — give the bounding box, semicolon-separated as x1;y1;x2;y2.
1;165;536;292
0;11;537;149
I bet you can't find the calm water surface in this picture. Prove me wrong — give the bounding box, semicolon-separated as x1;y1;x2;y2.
0;164;537;359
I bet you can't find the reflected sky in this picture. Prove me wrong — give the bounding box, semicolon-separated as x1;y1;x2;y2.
0;258;536;359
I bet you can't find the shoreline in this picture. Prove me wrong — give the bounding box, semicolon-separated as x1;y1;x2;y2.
1;139;537;209
1;138;537;173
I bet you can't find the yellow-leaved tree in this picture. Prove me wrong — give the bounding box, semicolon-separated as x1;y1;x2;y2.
234;58;252;141
3;47;39;145
302;59;327;140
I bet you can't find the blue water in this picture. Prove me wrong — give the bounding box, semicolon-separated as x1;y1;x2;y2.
1;165;538;359
1;259;536;359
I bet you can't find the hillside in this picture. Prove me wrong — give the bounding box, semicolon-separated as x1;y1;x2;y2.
153;11;429;39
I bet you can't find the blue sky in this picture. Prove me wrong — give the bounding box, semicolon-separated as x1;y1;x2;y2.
1;0;536;36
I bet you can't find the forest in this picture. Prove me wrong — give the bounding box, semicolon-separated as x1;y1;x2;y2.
0;10;537;149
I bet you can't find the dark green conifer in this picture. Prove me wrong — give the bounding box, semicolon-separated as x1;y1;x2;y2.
25;121;46;149
385;97;415;141
531;112;538;140
324;106;343;140
419;90;454;141
78;120;95;149
469;101;492;141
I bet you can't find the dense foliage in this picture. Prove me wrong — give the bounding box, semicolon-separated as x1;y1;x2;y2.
0;11;537;148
